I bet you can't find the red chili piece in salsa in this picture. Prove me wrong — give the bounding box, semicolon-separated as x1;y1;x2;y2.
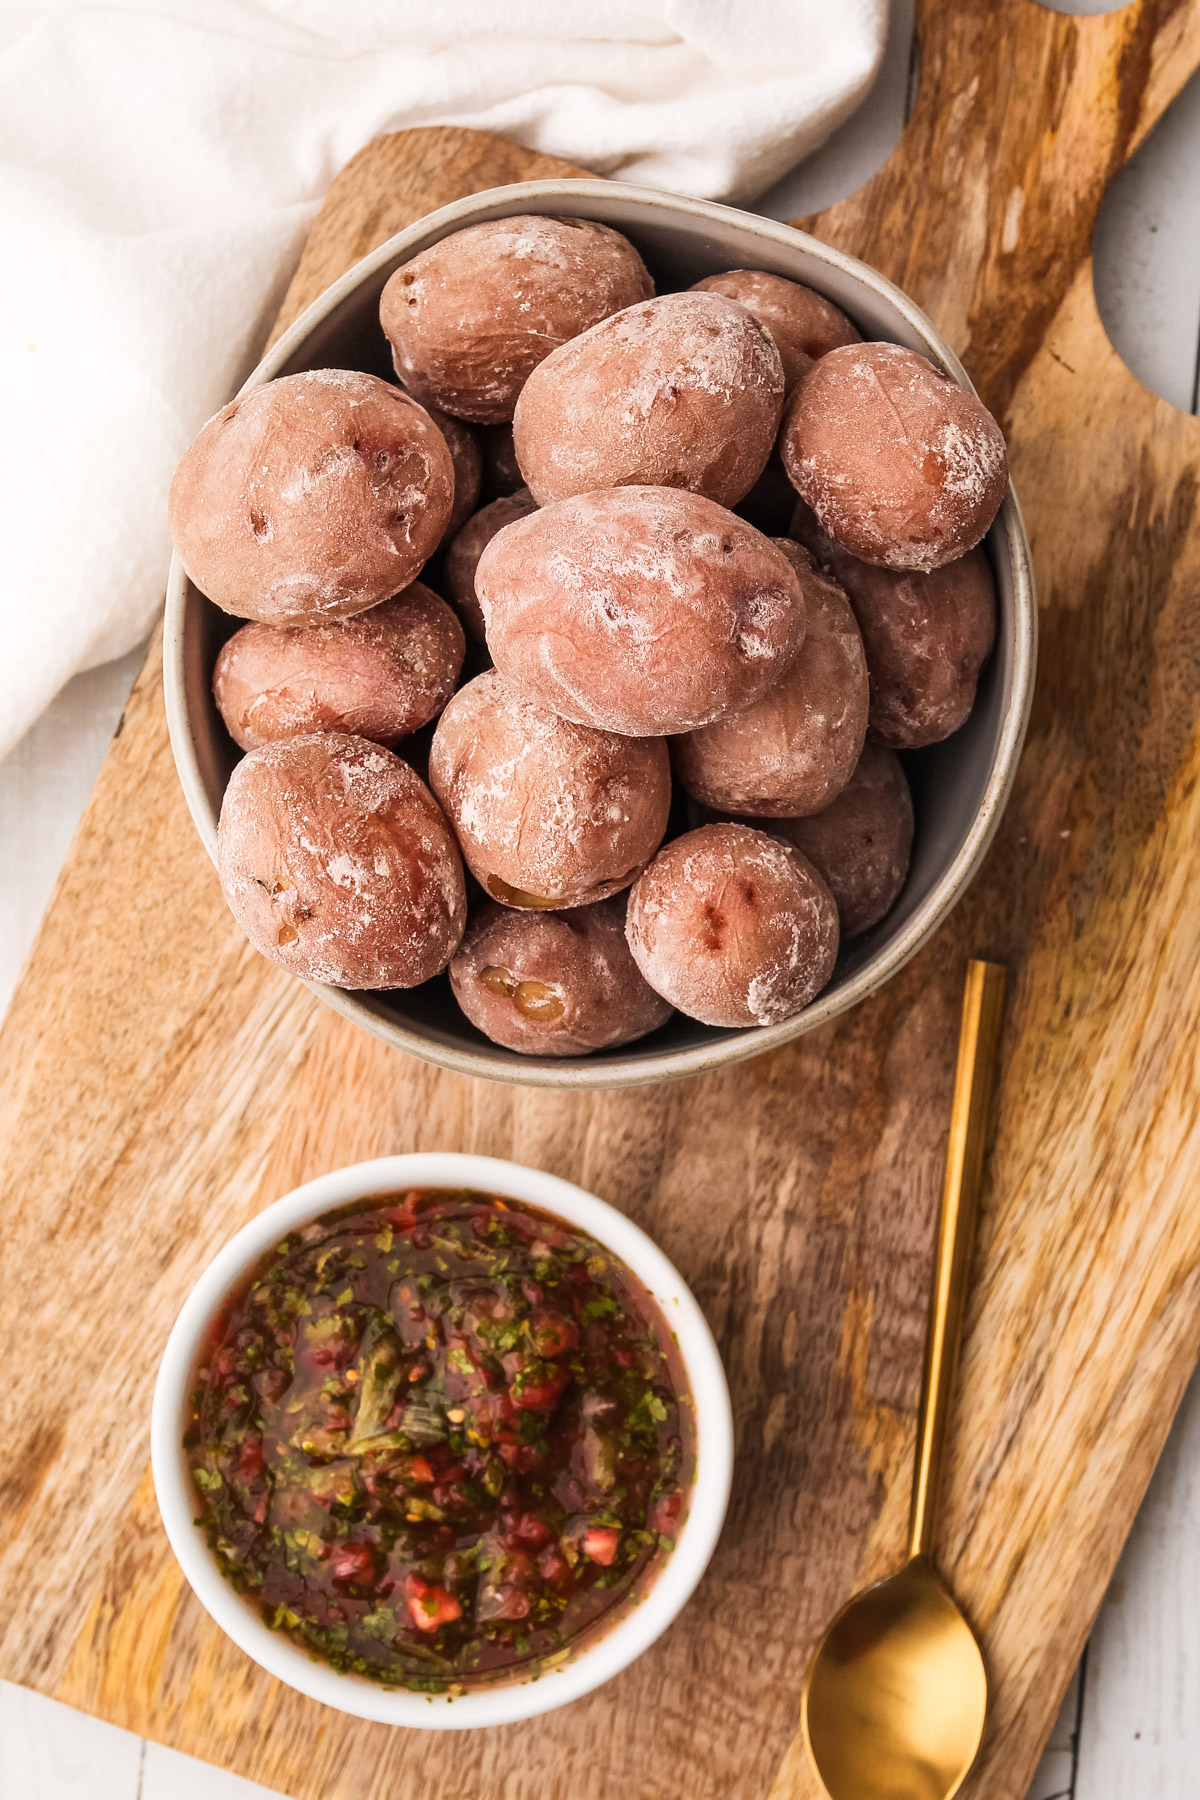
185;1188;693;1691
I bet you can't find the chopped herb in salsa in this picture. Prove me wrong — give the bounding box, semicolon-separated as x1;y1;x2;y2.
185;1188;693;1692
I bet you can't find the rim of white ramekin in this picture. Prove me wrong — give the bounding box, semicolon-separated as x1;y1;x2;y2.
151;1152;733;1729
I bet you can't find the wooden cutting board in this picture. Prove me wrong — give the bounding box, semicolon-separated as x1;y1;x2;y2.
4;2;1200;1795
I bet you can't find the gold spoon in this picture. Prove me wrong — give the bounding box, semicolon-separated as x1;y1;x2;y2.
803;959;1007;1800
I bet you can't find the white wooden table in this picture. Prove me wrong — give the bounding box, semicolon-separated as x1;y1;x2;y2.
5;3;1199;1792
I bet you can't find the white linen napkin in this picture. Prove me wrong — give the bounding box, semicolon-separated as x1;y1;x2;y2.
0;0;885;757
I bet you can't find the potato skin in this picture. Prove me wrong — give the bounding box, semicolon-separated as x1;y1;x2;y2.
450;896;673;1056
444;489;538;644
212;581;465;751
626;822;839;1028
672;538;867;817
379;215;653;425
168;370;454;624
780;343;1008;572
512;291;784;508
217;732;466;988
691;269;860;390
790;498;997;746
429;670;671;909
477;487;806;737
769;741;914;938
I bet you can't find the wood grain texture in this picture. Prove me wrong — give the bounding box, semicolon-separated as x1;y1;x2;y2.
4;4;1200;1796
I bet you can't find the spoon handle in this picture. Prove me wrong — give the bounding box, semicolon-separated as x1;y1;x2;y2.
909;959;1007;1562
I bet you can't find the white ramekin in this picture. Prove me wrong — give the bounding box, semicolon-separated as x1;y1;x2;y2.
151;1152;733;1729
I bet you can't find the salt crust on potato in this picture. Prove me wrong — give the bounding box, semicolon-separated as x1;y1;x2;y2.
217;732;465;989
780;343;1008;572
769;741;914;938
790;498;997;746
672;537;867;817
212;581;465;752
449;896;673;1056
691;269;861;390
169;370;454;625
512;291;784;508
445;490;538;644
626;822;839;1028
429;670;670;909
379;215;653;425
476;486;806;737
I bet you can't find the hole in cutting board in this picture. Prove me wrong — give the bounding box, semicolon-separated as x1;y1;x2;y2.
1091;61;1200;413
756;0;918;221
1033;0;1134;13
1033;0;1200;412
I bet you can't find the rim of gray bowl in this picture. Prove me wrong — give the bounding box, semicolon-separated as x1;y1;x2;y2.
163;177;1037;1091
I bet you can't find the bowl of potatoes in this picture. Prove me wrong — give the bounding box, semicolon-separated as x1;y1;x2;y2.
164;179;1035;1089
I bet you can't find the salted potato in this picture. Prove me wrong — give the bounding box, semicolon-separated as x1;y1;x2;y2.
790;498;997;746
672;538;867;817
691;269;860;390
450;896;673;1056
478;424;525;504
770;741;914;938
444;489;538;644
479;423;524;500
379;215;653;424
212;581;464;751
425;402;481;541
168;370;454;624
217;732;466;988
512;291;784;508
737;454;802;536
780;343;1008;572
429;670;671;909
626;822;839;1028
476;487;806;737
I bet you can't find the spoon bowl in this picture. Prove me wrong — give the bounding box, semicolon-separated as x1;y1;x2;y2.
804;1555;987;1800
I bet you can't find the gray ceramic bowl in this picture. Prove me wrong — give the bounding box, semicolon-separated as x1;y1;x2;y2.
164;178;1036;1090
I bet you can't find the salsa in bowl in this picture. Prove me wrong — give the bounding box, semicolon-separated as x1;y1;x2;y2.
152;1153;732;1728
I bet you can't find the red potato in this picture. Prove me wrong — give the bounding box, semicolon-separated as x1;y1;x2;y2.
478;423;524;500
379;215;654;424
512;291;785;508
780;343;1008;572
168;370;454;624
769;741;914;938
625;822;839;1028
425;402;481;542
691;269;861;390
212;581;465;751
449;896;673;1056
217;732;465;988
790;498;997;747
429;670;671;909
392;377;481;540
672;538;867;817
736;455;802;537
444;490;538;644
476;487;806;737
